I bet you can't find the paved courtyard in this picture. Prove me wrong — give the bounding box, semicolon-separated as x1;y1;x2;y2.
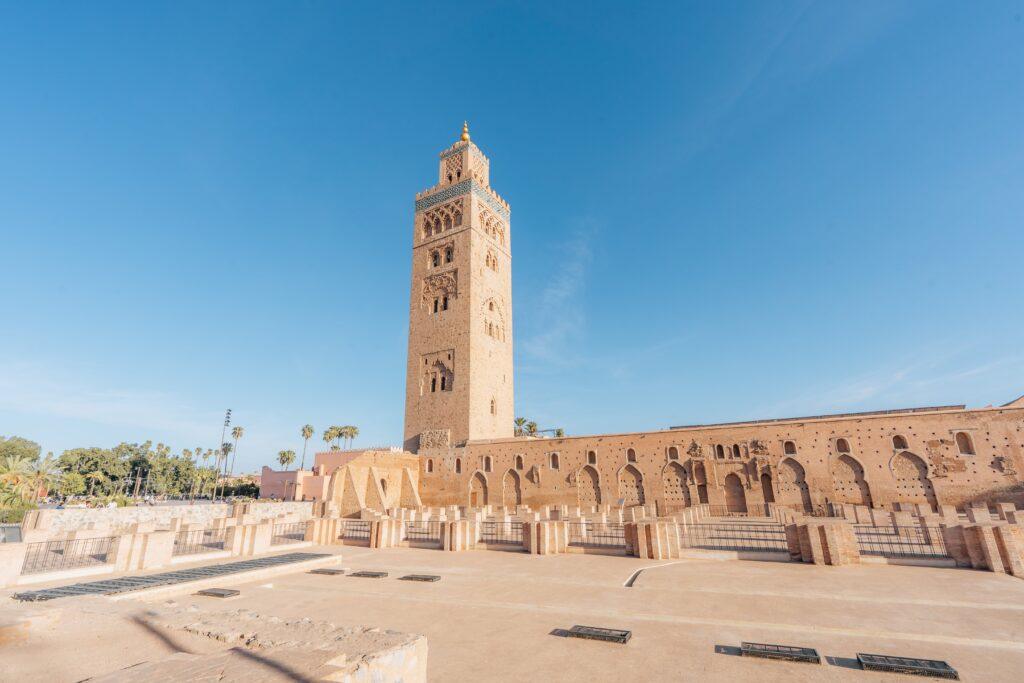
3;546;1024;681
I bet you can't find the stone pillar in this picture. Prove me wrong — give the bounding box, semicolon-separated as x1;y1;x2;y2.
992;525;1024;576
225;524;247;556
995;503;1016;521
138;530;175;570
963;525;1004;572
784;524;803;562
0;542;29;588
940;525;971;567
249;521;275;556
966;506;990;524
817;521;860;566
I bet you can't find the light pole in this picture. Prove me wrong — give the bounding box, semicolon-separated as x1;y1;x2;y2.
216;409;231;501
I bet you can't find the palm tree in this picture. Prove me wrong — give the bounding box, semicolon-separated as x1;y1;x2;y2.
345;425;359;449
526;421;538;437
86;471;106;497
322;427;336;451
216;443;232;499
300;424;314;470
514;417;527;437
554;428;565;438
230;426;245;476
277;450;297;470
26;454;60;502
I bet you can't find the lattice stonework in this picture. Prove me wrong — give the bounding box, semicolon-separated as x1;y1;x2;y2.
422;271;457;305
479;207;506;246
421;198;464;239
443;153;463;183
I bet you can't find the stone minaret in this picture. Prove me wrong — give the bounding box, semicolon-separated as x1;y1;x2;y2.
403;123;514;451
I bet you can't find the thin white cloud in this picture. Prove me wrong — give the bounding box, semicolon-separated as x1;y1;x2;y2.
520;227;594;364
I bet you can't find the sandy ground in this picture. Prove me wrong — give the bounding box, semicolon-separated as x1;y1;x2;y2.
3;545;1024;681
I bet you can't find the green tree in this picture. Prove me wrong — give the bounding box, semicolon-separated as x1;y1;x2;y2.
277;450;297;470
300;424;314;470
526;421;538;437
0;435;41;463
554;428;565;438
59;471;86;497
514;417;527;436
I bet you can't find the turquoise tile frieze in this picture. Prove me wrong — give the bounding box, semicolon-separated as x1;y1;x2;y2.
415;180;509;221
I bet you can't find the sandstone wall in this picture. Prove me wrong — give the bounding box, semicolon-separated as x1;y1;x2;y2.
417;404;1024;510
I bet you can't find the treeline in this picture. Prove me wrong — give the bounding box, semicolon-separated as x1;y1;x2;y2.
0;435;239;505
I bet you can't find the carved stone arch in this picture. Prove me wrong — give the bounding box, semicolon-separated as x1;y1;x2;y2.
723;473;747;513
832;454;873;506
468;470;488;507
778;457;812;512
889;451;938;510
576;465;601;508
661;461;691;511
501;469;522;507
691;460;709;504
617;464;646;506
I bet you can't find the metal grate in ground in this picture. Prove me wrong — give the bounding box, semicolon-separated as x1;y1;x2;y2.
857;653;959;679
10;552;330;602
565;625;632;644
741;642;820;664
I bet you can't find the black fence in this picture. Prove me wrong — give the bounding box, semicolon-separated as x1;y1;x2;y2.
567;522;627;548
854;525;950;559
679;523;788;553
404;520;443;543
479;521;523;545
21;537;116;575
270;522;306;546
340;520;371;541
172;528;227;556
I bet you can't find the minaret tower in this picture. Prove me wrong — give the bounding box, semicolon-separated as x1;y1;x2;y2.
403;123;514;451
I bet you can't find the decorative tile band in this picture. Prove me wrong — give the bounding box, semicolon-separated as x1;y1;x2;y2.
415;180;509;221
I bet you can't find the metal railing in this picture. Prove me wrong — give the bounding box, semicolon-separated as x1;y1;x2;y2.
404;520;443;543
679;523;788;553
567;522;627;548
479;521;523;545
270;522;306;546
21;537;116;575
854;525;949;559
172;528;227;556
340;520;371;541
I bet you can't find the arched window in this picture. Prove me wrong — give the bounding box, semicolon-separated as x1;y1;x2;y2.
484;456;492;472
627;448;637;463
431;251;440;267
550;453;560;469
431;377;437;392
892;435;908;450
490;398;496;415
426;459;433;473
836;438;851;453
587;450;597;465
784;440;797;455
442;295;449;311
955;432;975;455
488;301;495;311
515;455;524;470
455;458;462;474
732;444;741;459
445;247;453;263
668;446;679;460
440;376;446;391
716;444;725;459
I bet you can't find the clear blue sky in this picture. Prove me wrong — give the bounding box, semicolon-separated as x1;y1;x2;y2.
2;2;1022;472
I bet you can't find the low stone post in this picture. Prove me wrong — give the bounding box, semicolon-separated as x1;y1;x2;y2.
0;542;29;588
992;525;1024;576
784;524;803;562
249;521;275;556
963;524;1004;572
995;503;1016;521
966;506;991;524
139;530;175;570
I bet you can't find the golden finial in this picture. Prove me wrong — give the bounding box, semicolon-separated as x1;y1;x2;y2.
461;121;470;142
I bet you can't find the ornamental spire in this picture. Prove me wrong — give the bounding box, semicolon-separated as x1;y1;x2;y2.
460;121;470;142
